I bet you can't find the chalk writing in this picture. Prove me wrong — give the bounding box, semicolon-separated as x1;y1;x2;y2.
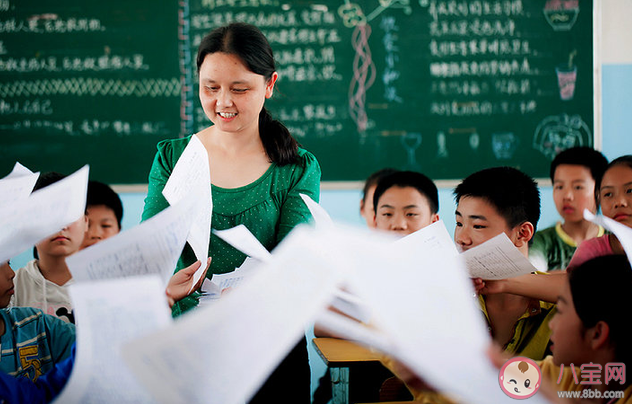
429;18;516;37
429;59;533;77
381;16;402;103
430;38;531;57
200;0;279;9
0;55;149;73
0;78;180;97
4;119;168;137
0;99;52;115
0;17;104;33
427;0;525;21
430;100;537;116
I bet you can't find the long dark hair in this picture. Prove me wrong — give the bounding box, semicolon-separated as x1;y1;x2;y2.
197;22;298;165
569;255;632;380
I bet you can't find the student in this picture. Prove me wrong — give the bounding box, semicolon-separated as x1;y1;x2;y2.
359;168;398;227
454;167;555;360
0;261;75;381
13;172;87;324
372;170;439;236
529;147;608;271
474;155;632;304
0;258;211;404
81;180;123;249
392;255;632;404
141;22;320;403
566;155;631;270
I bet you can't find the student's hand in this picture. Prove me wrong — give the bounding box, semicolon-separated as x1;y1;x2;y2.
165;258;211;308
472;278;506;295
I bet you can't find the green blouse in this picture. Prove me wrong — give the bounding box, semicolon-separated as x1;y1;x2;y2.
142;135;321;315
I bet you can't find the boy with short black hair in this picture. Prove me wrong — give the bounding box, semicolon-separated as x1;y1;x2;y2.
372;171;439;236
454;167;554;360
529;146;608;271
81;180;123;249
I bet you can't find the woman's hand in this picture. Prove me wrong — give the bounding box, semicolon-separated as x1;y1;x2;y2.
165;258;212;308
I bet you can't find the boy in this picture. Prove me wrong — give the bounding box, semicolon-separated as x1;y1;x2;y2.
529;147;608;271
454;167;554;360
13;173;87;324
359;168;398;228
81;180;124;249
372;170;440;236
0;260;75;381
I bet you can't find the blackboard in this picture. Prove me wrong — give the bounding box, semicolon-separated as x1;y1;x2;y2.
2;0;595;183
0;1;181;184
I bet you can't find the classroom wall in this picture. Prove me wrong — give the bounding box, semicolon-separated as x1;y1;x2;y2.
8;1;632;400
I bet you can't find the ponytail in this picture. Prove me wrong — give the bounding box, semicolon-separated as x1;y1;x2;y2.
259;107;299;165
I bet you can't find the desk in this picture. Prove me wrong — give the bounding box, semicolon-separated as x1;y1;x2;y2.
312;337;382;404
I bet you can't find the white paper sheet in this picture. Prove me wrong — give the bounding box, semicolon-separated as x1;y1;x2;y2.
327;288;373;324
213;225;272;262
0;169;39;209
198;256;261;304
2;162;33;179
395;219;458;256
162;134;212;289
584;209;632;263
461;233;537;279
122;225;354;404
322;230;550;404
300;193;333;227
66;197;197;284
0;165;89;263
55;276;171;404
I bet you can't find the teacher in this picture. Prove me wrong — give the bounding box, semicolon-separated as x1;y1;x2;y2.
141;22;320;403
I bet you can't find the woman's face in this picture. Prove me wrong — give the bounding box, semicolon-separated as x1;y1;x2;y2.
599;164;632;228
198;52;277;136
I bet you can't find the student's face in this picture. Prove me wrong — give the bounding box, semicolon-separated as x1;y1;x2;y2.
36;215;88;258
548;279;590;366
553;164;597;223
360;184;378;228
599;165;632;228
374;186;439;236
81;205;121;249
198;52;276;135
0;261;15;308
454;196;516;251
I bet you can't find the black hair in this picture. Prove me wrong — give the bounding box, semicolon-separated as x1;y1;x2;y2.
87;181;123;229
454;167;541;233
361;168;398;205
550;146;608;183
32;172;67;259
373;171;439;215
197;22;298;165
596;155;632;192
569;255;632;381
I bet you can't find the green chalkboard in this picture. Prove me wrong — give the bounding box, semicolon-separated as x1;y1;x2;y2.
185;0;595;181
1;0;595;183
0;1;181;183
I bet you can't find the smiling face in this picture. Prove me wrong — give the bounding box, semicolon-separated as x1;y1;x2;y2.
454;196;517;252
36;215;87;258
599;164;632;228
553;164;597;223
499;358;542;399
0;261;15;308
198;52;276;136
81;205;121;249
374;186;439;236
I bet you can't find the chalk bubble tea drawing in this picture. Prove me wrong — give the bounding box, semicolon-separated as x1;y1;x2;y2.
499;357;542;399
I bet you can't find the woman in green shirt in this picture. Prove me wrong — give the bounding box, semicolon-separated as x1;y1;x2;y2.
142;22;320;404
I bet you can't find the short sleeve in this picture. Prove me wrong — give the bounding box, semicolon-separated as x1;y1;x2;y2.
43;313;76;363
275;149;321;243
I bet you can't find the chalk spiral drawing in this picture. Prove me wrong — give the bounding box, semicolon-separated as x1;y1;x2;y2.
0;78;181;98
339;0;411;134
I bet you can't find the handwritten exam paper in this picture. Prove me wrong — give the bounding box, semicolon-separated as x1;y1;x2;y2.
67;198;197;284
395;219;458;256
461;233;537;279
56;276;171;404
584;209;632;263
198;257;261;304
162;134;212;288
0;164;39;209
0;165;89;263
123;225;357;404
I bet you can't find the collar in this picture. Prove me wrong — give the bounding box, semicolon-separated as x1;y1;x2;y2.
555;221;605;248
